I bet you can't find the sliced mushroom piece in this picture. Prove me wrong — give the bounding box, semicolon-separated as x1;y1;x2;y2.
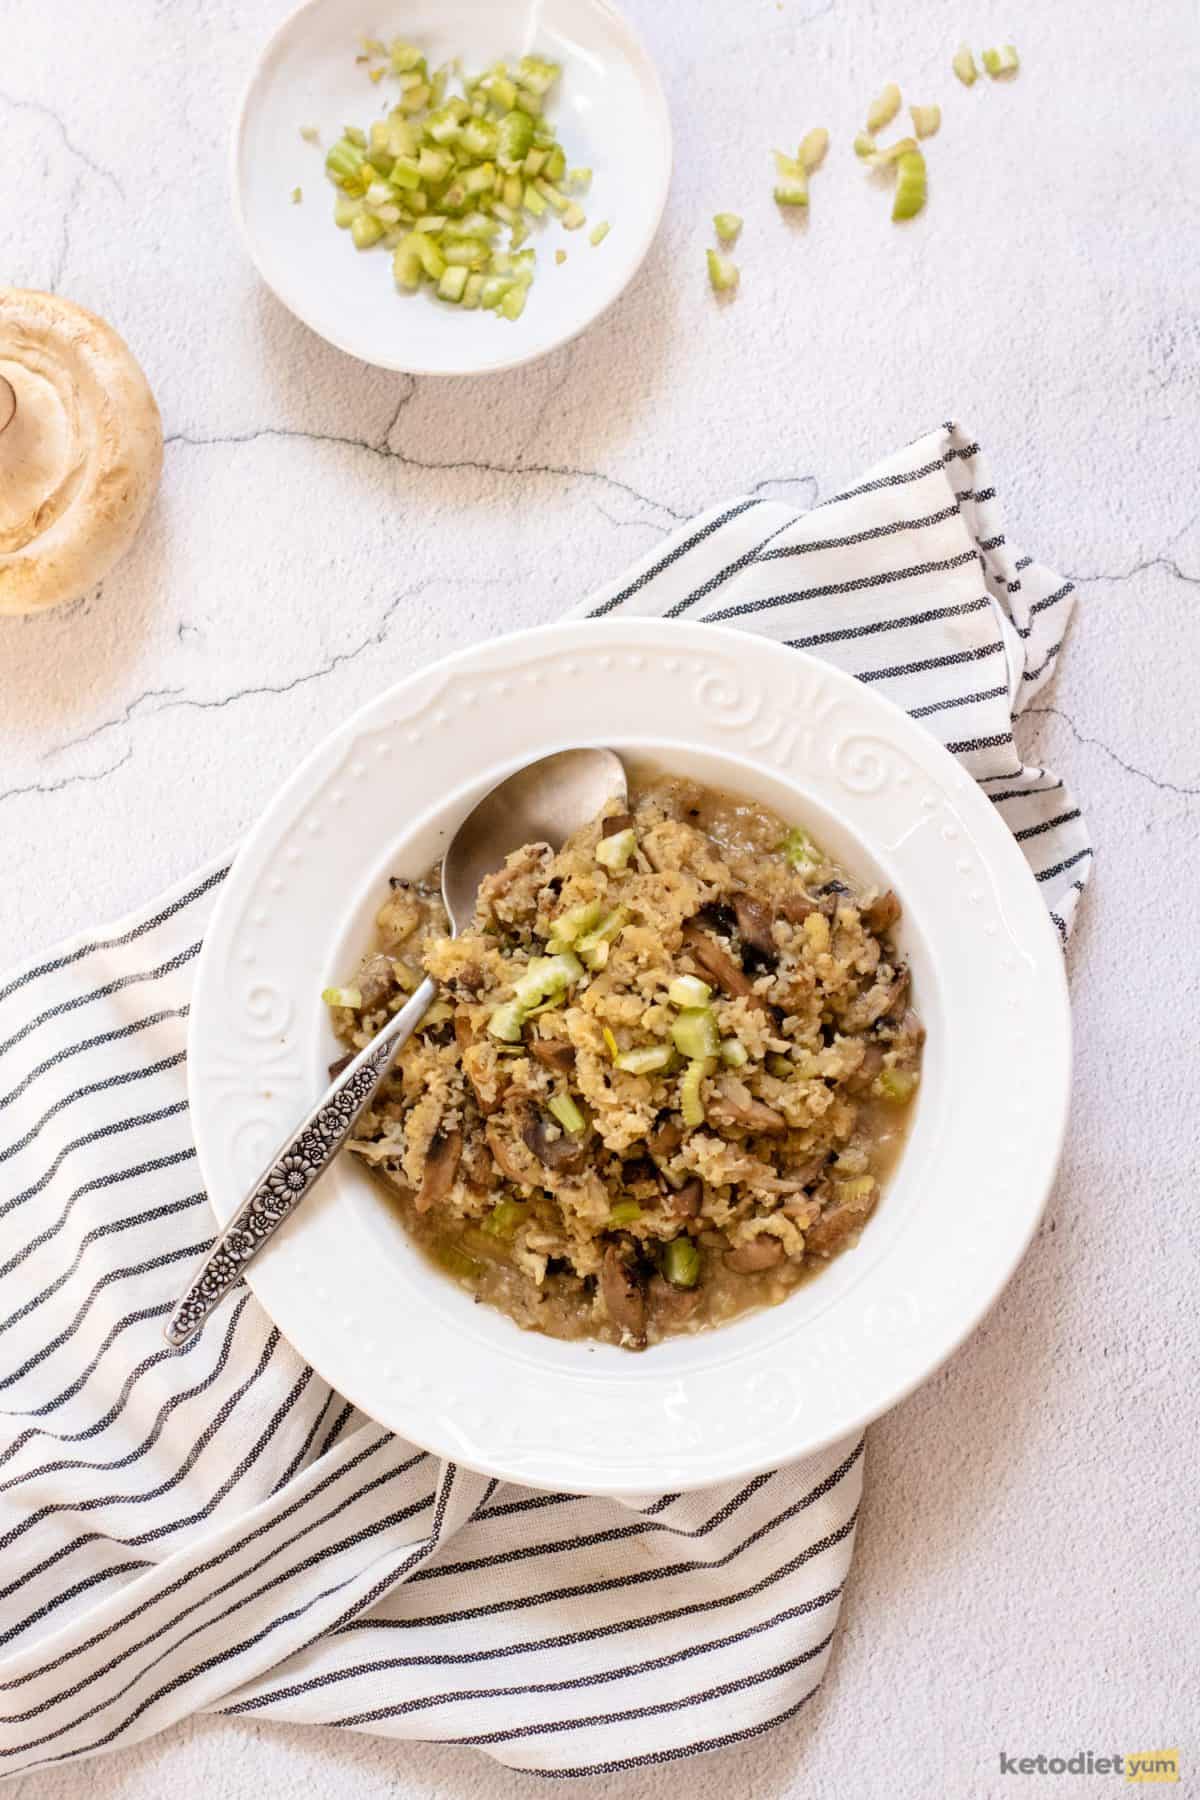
522;1108;589;1174
647;1113;685;1161
668;1177;703;1219
731;890;778;969
601;1243;647;1347
723;1235;785;1274
485;1104;545;1187
680;919;761;1003
705;1077;787;1135
780;890;821;924
415;1129;462;1213
864;890;902;935
528;1035;576;1074
601;811;635;837
647;1272;703;1326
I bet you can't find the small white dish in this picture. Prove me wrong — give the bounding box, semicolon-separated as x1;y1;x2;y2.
232;0;672;375
189;619;1071;1494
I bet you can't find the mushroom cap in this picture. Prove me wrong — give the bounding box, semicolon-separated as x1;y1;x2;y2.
0;288;162;616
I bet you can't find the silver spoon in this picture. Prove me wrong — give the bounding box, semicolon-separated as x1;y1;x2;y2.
165;746;627;1348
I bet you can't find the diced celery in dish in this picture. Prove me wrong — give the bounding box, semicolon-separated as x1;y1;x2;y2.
981;44;1019;77
713;211;742;243
315;39;598;321
910;105;941;139
866;83;901;133
952;44;978;85
707;249;739;292
892;149;927;220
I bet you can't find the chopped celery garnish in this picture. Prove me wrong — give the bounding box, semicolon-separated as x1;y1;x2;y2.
351;213;384;249
614;1045;675;1076
853;132;876;158
713;211;742;243
798;127;830;171
866;135;918;170
662;1237;700;1288
892;149;927;221
720;1036;749;1069
589;221;609;246
910;105;941;139
766;1053;793;1078
300;125;320;144
291;186;302;204
595;826;636;870
779;826;816;869
679;1059;711;1128
569;166;592;188
866;83;902;133
707;249;739;291
548;899;605;949
562;202;587;231
322;984;361;1008
487;999;526;1043
512;951;584;1009
608;1200;643;1227
875;1066;919;1103
773;150;808;206
982;44;1019;76
555;248;567;264
667;975;712;1009
952;45;978;86
462;272;484;308
437;264;469;302
390;39;424;72
483;1198;526;1238
325;139;364;184
548;1092;587;1133
671;1008;720;1062
602;1025;620;1062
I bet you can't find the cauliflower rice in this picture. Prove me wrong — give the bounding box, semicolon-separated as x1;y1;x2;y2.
328;776;923;1349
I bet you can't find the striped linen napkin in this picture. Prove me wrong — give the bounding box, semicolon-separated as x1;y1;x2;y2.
0;421;1089;1781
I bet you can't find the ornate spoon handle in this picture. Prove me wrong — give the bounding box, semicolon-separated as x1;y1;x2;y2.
165;976;437;1348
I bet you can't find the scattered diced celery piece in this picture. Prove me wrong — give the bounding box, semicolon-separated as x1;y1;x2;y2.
834;1175;876;1206
544;145;566;182
562;201;586;230
596;826;637;870
773;150;808;206
344;124;368;149
487;999;526;1042
460;117;498;159
589;220;609;246
713;211;742;243
668;975;712;1009
512;951;584;1009
322;985;361;1008
462;272;484;309
390;155;421;190
568;166;592;188
483;1198;526;1238
910;104;941;139
497;109;536;167
437;264;469;302
866;135;918;169
548;1093;587;1134
334;196;361;228
952;45;978;86
536;178;568;213
982;44;1019;76
291;186;303;203
390;39;423;72
415;232;447;277
351;213;384;248
518;54;560;96
780;826;816;869
766;1053;793;1078
523;182;549;217
325;139;364;184
671;1008;720;1062
720;1037;749;1069
614;1045;675;1076
866;82;901;133
707;249;739;291
798;127;830;171
609;1200;643;1227
875;1066;919;1103
300;124;320;144
547;899;604;948
523;147;547;177
393;236;423;288
662;1237;701;1288
555;248;566;264
853;132;876;158
679;1059;710;1128
892;148;927;220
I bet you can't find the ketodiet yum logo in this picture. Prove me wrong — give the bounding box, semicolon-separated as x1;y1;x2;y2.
998;1749;1179;1782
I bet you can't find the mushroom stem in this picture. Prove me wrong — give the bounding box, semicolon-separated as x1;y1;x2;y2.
0;376;15;436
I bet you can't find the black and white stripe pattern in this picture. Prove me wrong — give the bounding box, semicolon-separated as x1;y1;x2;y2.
0;422;1086;1780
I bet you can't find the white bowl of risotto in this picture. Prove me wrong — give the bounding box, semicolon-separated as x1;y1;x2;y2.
189;618;1071;1494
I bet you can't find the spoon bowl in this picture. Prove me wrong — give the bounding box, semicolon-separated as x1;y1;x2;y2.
166;745;626;1347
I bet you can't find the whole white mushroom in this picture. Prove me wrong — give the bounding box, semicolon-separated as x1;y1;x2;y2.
0;289;163;616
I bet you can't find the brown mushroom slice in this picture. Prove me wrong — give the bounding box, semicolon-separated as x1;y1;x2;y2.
864;890;902;935
647;1272;703;1326
647;1114;684;1161
521;1108;589;1174
805;1183;878;1255
485;1106;545;1187
528;1036;576;1074
415;1129;462;1213
601;811;635;837
601;1243;647;1347
723;1235;785;1274
780;890;821;925
680;920;761;1003
730;890;777;963
668;1177;703;1219
705;1077;787;1135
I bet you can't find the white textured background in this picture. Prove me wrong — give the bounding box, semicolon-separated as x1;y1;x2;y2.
2;0;1198;1794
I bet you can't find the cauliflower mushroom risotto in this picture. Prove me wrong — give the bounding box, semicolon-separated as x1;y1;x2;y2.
326;777;923;1349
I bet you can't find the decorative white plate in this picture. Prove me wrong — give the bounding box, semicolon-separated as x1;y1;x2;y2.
232;0;672;375
189;620;1071;1494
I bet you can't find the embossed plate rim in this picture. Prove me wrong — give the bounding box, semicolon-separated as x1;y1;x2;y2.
188;619;1071;1494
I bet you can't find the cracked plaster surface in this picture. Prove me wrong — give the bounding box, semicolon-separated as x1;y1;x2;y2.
2;0;1198;1796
